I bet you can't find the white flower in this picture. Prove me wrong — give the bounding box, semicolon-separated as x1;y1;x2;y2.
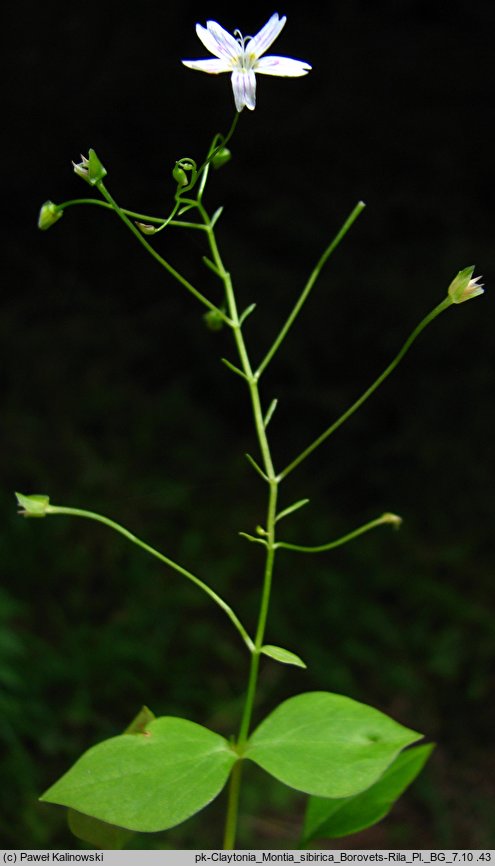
182;13;311;112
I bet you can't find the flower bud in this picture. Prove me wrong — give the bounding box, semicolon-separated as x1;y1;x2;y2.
203;309;224;331
173;158;197;189
447;266;484;304
211;147;231;170
380;512;402;529
135;222;157;235
38;200;63;231
73;153;90;182
72;149;107;186
15;492;51;518
173;165;188;187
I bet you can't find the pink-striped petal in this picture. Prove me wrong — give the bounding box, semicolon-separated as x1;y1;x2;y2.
248;13;287;58
196;21;239;62
231;69;257;111
182;58;232;74
256;55;312;76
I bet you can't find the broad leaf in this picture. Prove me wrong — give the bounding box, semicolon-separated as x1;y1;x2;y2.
41;716;237;832
68;810;133;849
260;645;307;669
301;742;434;844
245;691;422;798
66;706;157;847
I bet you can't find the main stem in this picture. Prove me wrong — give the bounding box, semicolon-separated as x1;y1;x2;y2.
200;207;280;849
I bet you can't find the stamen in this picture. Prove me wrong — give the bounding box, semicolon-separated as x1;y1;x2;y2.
233;28;244;48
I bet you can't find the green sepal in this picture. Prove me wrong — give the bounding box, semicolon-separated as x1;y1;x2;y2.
245;692;423;799
260;645;307;669
87;149;107;185
123;705;156;734
41;716;238;832
15;491;50;517
301;742;434;844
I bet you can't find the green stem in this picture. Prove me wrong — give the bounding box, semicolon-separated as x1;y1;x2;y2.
45;504;254;652
275;512;401;553
58;198;206;230
238;484;278;745
222;481;278;850
197;113;240;201
280;297;453;480
256;201;366;377
199;204;280;848
222;761;244;849
95;181;232;324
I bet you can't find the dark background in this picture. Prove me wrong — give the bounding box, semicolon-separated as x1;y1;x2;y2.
2;0;494;850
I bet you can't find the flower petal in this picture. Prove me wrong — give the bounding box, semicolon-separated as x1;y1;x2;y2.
231;69;257;112
196;21;239;62
248;13;287;58
182;58;232;74
256;55;312;77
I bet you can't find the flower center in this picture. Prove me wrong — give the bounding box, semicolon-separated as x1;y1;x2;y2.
233;30;257;69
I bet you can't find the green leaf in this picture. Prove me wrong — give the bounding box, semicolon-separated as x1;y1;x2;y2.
41;716;237;832
301;743;434;844
202;256;221;276
245;692;423;798
244;452;268;480
239;303;257;326
263;398;278;429
178;203;195;216
221;358;248;381
260;645;307;669
66;707;158;847
275;499;310;523
67;810;133;849
210;206;224;227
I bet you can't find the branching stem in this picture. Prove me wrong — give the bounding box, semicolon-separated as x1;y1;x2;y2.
46;504;254;652
280;297;452;480
256;201;366;377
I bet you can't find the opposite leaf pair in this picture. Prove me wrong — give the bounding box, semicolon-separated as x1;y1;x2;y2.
41;691;431;847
